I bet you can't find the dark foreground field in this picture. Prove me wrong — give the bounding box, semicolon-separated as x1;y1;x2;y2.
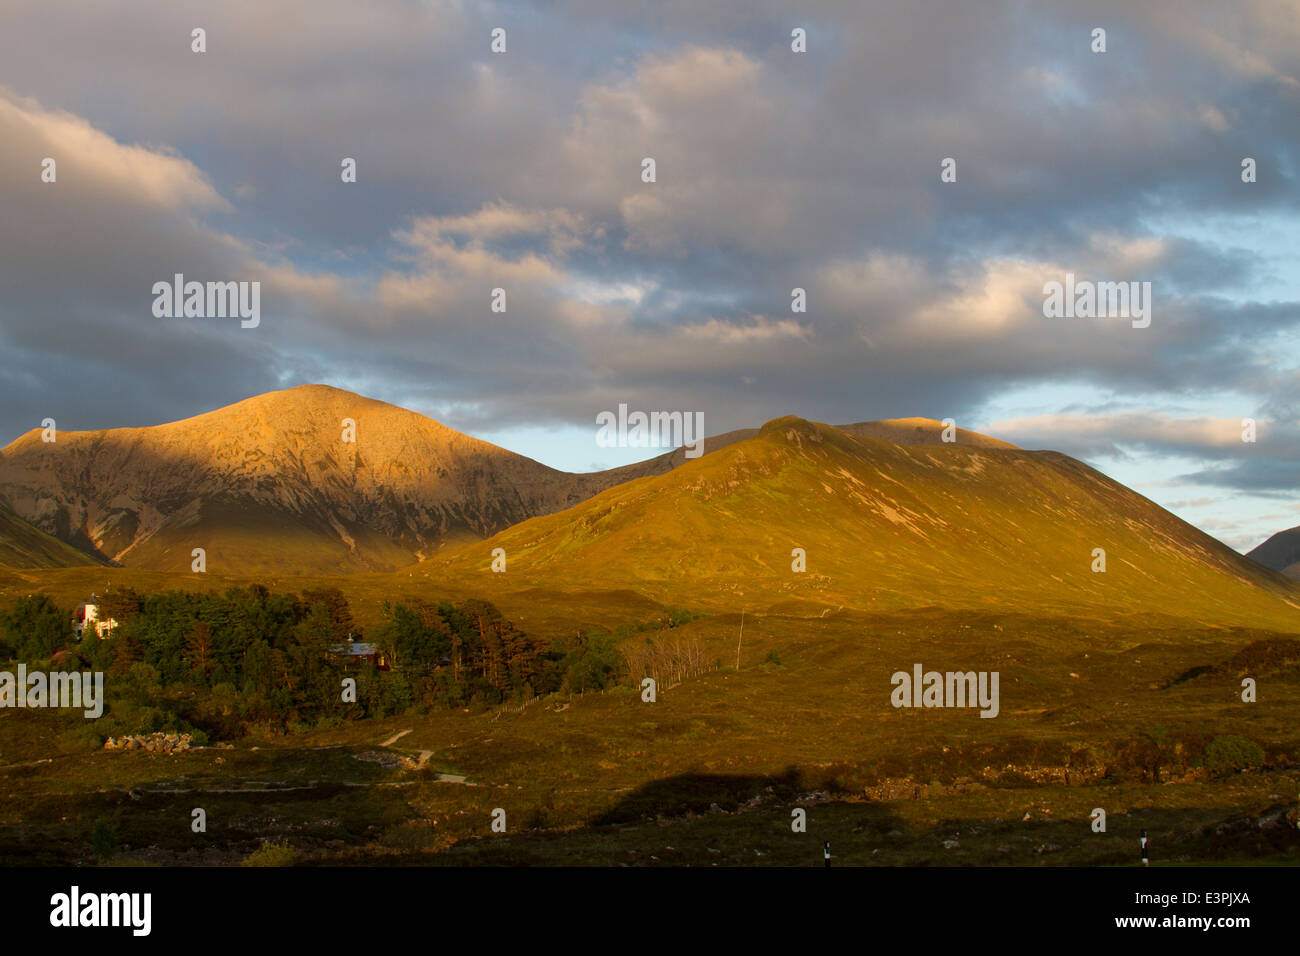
1;608;1297;866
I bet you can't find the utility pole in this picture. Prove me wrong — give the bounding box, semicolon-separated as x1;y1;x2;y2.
735;609;745;670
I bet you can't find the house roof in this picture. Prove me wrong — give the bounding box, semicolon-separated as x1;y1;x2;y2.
329;642;379;656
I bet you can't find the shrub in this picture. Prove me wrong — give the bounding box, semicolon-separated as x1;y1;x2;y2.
57;726;104;754
241;839;295;867
1224;639;1300;673
1103;737;1165;782
1202;735;1264;776
380;823;438;850
523;807;549;830
91;818;118;862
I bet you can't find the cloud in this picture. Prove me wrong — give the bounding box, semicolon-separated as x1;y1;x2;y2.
985;412;1263;456
986;410;1300;498
0;87;287;436
0;0;1296;553
680;316;808;345
0;88;228;212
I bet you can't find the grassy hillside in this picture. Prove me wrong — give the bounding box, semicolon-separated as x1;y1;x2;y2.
0;505;101;569
425;417;1300;630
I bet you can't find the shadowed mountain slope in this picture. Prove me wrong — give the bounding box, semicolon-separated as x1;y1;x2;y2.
1247;526;1300;580
0;503;101;569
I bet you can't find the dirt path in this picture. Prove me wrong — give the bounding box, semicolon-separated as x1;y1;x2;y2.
380;729;413;747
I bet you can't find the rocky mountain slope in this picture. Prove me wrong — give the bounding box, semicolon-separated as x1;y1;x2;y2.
0;385;657;574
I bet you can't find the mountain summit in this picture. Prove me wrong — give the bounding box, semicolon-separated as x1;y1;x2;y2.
0;385;643;573
0;387;1032;574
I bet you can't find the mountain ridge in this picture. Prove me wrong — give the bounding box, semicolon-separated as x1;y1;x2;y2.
0;385;636;572
0;387;1029;574
424;415;1300;629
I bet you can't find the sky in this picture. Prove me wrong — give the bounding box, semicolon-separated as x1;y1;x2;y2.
0;0;1297;552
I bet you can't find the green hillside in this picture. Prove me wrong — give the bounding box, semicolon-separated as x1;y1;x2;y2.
427;417;1300;630
0;504;101;569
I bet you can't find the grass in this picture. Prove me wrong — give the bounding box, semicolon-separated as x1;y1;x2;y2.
0;606;1296;866
0;507;98;569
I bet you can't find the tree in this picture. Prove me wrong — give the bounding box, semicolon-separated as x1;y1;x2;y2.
185;620;215;679
0;594;71;659
111;631;143;675
96;587;141;627
300;588;358;643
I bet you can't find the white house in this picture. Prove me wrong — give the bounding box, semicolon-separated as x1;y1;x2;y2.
73;601;118;640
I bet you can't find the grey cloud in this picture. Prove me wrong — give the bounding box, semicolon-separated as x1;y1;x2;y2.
0;0;1297;518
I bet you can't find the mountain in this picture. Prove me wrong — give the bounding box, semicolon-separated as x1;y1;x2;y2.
6;383;1291;621
0;503;101;569
837;417;1018;449
426;416;1300;629
1247;526;1300;580
0;385;677;575
0;385;1011;576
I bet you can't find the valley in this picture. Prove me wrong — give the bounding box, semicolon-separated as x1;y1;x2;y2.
0;388;1297;867
0;607;1296;867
